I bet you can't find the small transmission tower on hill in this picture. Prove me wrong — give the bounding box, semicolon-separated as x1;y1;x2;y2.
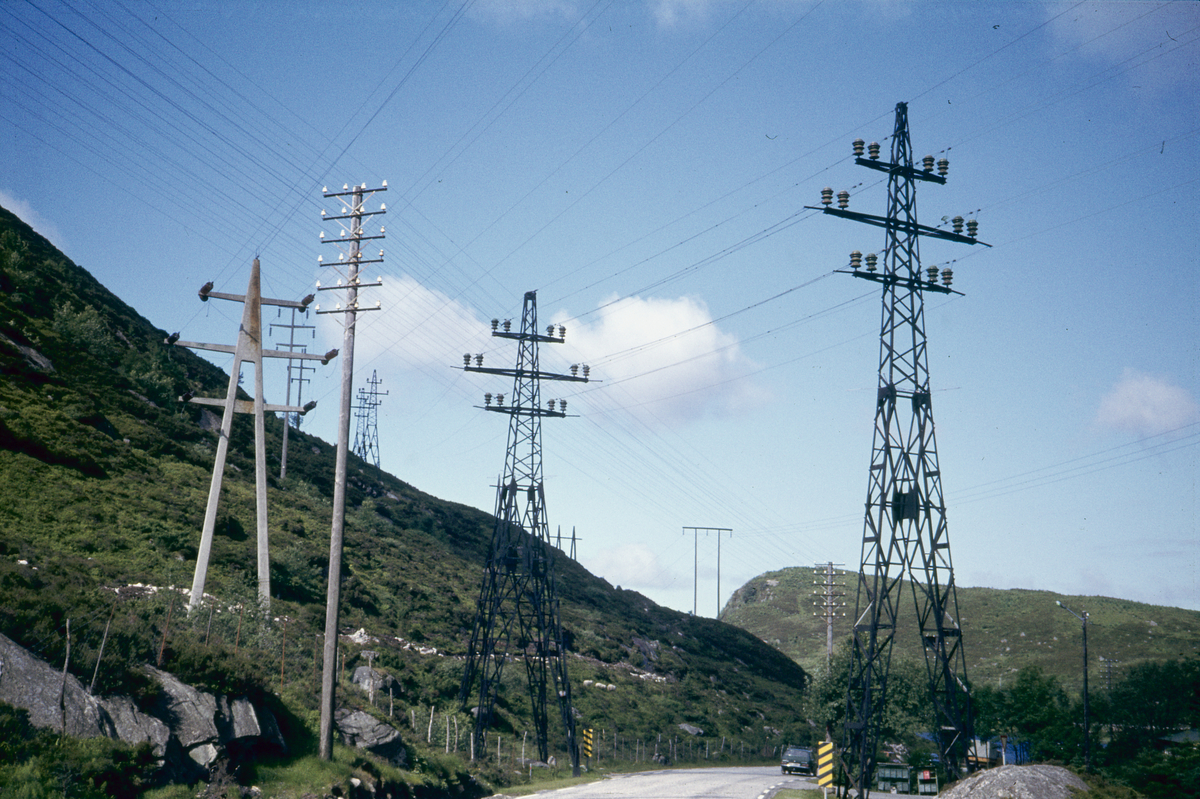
270;307;316;480
809;102;990;795
352;369;387;468
458;291;589;775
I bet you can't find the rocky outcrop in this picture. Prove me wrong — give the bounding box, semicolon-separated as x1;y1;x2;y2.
145;665;285;778
335;708;408;767
100;693;172;758
939;764;1088;798
351;665;398;698
0;633;283;782
0;630;114;739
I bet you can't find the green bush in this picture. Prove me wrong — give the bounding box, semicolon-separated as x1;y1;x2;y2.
0;702;157;799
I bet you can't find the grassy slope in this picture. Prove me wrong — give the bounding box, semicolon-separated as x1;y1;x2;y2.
722;566;1200;690
0;206;810;784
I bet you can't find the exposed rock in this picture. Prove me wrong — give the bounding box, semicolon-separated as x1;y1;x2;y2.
335;708;408;767
351;665;395;695
0;632;283;782
347;628;375;645
223;696;264;740
679;722;704;736
189;742;220;767
0;629;112;738
939;764;1087;799
0;332;55;372
99;694;171;758
148;666;221;750
199;407;221;432
631;636;659;667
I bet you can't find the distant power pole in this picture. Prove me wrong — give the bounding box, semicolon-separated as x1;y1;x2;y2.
1100;656;1120;693
352;369;387;468
809;102;990;795
554;526;581;560
811;563;845;668
316;181;387;761
458;293;589;775
682;527;731;617
270;307;316;480
169;260;331;614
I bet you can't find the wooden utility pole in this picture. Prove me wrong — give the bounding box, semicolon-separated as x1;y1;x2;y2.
317;182;387;760
812;562;845;668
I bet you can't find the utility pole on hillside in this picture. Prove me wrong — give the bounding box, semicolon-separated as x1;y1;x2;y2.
170;260;331;615
554;526;582;561
270;307;316;480
811;563;845;668
458;293;589;775
316;182;387;761
352;369;387;468
808;102;989;796
682;527;732;617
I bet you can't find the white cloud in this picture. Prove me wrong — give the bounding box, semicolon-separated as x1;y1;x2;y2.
651;0;718;28
554;293;766;423
469;0;580;24
323;274;492;372
585;542;677;589
650;0;832;29
0;189;66;248
1094;368;1200;437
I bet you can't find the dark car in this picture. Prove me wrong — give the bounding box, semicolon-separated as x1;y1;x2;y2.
781;745;813;775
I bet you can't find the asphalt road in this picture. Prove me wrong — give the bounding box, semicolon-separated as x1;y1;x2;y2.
521;766;818;799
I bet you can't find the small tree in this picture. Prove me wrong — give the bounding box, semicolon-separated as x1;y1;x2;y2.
974;666;1078;765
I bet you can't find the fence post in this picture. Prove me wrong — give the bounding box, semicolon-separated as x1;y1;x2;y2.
89;605;115;694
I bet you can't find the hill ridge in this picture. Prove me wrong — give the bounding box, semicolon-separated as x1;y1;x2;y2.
722;565;1200;689
0;204;811;789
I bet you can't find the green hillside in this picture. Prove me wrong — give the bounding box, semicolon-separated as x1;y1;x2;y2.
722;566;1200;690
0;206;808;793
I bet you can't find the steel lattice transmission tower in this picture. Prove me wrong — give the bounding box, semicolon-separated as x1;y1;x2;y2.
808;102;990;796
458;291;589;775
353;369;387;468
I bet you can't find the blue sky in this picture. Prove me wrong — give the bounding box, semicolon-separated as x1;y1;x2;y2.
2;0;1197;619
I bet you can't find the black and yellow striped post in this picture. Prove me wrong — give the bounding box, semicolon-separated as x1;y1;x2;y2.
582;727;594;760
817;741;834;793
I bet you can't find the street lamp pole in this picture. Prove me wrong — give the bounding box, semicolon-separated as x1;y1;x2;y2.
1056;601;1090;770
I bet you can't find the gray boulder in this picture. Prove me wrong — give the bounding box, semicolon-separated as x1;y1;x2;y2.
352;665;396;695
147;666;221;754
98;694;171;758
336;708;408;766
0;630;111;738
939;764;1088;798
146;666;285;771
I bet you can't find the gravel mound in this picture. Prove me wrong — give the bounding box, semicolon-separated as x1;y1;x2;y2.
938;765;1087;799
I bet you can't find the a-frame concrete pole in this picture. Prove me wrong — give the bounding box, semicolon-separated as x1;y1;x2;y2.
248;263;272;612
189;260;262;613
